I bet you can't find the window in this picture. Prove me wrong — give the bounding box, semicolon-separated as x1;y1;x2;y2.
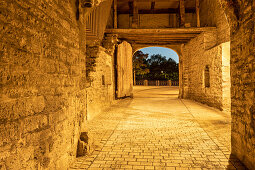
204;65;210;88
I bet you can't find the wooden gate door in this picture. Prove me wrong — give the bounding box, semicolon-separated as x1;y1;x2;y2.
116;41;133;98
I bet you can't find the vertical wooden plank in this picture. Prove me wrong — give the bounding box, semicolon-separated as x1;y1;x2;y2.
179;0;185;28
118;43;122;98
132;0;138;28
133;70;136;85
196;0;200;27
151;1;155;11
114;0;117;28
128;1;133;28
117;42;123;98
173;14;177;27
117;42;133;98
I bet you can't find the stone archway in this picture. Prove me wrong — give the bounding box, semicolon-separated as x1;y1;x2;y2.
132;45;181;57
132;46;180;92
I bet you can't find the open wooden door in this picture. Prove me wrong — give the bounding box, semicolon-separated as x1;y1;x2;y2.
116;41;133;98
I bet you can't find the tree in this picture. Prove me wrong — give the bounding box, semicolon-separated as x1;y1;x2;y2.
147;54;179;81
133;52;179;81
133;50;150;84
147;54;167;80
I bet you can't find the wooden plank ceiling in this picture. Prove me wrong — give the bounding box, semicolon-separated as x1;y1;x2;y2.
105;0;209;45
117;0;196;14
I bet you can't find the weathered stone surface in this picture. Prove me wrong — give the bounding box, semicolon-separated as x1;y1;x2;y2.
200;0;230;44
1;0;255;169
181;32;231;111
0;0;87;169
221;42;231;112
76;132;91;157
81;0;109;8
227;1;255;169
86;46;114;121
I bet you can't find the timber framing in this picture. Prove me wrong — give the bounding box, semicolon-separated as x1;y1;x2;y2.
196;0;200;27
114;0;117;28
132;0;139;28
105;27;217;45
105;28;217;34
117;8;196;14
179;0;185;27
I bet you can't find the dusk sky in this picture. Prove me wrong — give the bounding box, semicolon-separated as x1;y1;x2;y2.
140;47;179;63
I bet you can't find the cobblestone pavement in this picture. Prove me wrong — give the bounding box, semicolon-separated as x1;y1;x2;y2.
70;86;247;170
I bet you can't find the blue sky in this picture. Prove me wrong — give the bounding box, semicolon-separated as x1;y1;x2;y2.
140;47;179;63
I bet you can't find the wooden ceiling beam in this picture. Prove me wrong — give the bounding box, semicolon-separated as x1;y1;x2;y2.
179;0;185;27
123;0;179;2
105;27;217;45
129;40;190;44
131;42;185;44
117;8;196;14
122;37;192;40
105;28;217;34
118;34;198;38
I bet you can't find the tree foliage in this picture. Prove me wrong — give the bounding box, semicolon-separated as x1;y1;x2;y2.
133;50;150;76
134;53;179;81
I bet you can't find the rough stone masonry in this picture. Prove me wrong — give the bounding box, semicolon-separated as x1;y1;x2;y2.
0;0;131;169
0;0;255;169
0;0;88;169
227;1;255;169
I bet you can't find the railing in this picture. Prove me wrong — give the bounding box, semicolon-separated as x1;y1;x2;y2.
148;80;157;86
171;81;179;86
159;81;168;86
135;80;179;86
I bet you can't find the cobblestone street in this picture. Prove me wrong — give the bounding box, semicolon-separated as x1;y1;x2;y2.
70;86;246;170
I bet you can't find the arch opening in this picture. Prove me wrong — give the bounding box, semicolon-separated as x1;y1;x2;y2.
133;47;180;97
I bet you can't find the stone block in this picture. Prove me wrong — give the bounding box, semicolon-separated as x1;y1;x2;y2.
76;131;94;157
76;132;89;157
23;114;48;133
29;96;46;113
0;122;21;147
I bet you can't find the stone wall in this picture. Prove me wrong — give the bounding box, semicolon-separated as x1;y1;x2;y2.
0;0;87;169
228;1;255;169
200;0;230;44
180;0;232;111
182;32;231;111
179;44;189;99
221;42;231;112
182;33;222;109
199;0;255;168
86;46;114;121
